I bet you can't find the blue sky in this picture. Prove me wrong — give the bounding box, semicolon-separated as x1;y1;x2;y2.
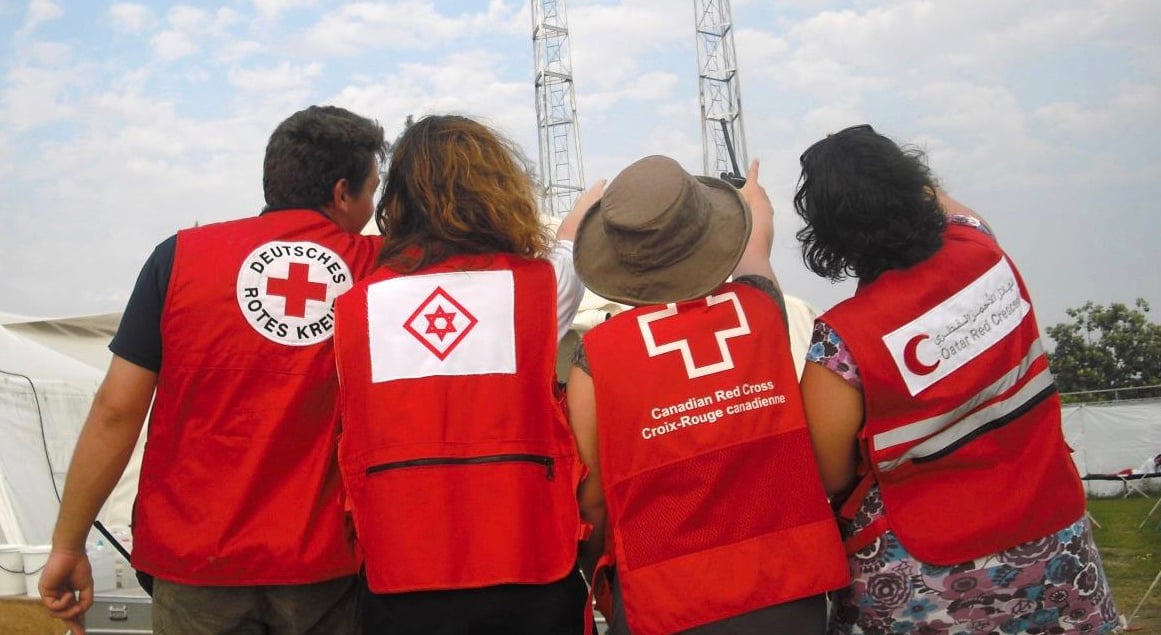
2;0;1159;338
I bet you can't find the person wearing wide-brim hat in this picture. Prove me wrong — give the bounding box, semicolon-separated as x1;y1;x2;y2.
565;155;849;635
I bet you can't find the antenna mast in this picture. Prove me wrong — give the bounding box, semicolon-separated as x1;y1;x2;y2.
532;0;585;216
694;0;747;182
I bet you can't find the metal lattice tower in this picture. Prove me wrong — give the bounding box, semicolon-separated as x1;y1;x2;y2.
695;0;747;181
532;0;585;217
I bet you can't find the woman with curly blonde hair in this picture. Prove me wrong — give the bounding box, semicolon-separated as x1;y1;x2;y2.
332;114;601;634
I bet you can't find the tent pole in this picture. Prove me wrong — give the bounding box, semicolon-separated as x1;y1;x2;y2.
1140;494;1161;529
1126;566;1161;628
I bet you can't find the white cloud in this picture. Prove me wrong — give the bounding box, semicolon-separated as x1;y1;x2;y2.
252;0;315;20
16;0;62;38
1034;83;1161;135
568;0;688;91
302;1;522;55
167;5;211;31
23;40;71;66
151;30;198;61
0;65;77;130
325;48;535;159
735;28;788;70
578;70;679;116
1;0;1159;326
228;61;323;94
109;3;151;33
216;40;264;63
149;5;240;59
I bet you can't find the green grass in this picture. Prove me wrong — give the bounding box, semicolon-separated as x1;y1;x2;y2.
1087;496;1161;632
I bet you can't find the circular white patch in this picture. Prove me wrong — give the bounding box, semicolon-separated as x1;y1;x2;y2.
235;241;354;346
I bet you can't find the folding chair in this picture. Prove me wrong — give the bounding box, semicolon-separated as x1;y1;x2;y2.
1116;471;1150;499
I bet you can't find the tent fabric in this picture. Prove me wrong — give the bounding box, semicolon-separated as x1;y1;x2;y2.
0;311;120;371
1063;398;1161;497
0;316;139;547
0;325;103;544
0;372;96;544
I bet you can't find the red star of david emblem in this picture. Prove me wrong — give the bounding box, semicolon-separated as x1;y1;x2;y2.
424;305;459;340
404;286;478;360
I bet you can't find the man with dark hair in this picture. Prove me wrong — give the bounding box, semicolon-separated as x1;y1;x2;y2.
39;105;386;634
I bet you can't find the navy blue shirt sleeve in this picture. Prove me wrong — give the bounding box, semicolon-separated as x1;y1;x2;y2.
109;234;176;373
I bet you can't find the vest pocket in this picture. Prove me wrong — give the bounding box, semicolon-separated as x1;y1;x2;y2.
365;453;556;480
349;450;578;593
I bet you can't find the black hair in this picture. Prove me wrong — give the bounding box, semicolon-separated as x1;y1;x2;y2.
794;126;946;282
262;105;386;210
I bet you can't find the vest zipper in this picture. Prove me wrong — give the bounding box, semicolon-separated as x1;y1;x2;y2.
366;454;555;481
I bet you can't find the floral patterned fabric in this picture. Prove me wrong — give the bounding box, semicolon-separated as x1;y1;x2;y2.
805;281;1121;634
829;487;1120;635
808;321;863;389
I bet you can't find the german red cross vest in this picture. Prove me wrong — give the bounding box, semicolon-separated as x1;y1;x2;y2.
822;223;1084;565
583;281;849;635
133;209;381;585
333;253;586;593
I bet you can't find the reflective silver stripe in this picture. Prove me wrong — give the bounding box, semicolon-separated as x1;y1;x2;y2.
873;338;1045;452
876;343;1052;472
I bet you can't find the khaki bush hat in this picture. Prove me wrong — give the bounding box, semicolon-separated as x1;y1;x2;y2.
573;155;751;305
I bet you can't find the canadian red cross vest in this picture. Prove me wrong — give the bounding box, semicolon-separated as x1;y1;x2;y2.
132;209;382;585
333;253;586;594
583;281;849;635
821;223;1084;565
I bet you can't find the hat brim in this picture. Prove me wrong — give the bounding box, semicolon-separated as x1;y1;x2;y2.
573;176;752;306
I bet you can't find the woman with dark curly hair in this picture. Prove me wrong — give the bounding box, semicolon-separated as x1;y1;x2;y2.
796;125;1121;634
331;114;599;634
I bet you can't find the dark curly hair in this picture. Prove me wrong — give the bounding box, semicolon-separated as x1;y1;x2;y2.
793;125;946;283
263;105;386;210
376;114;550;272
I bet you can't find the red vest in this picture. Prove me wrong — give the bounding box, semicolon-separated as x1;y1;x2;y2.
334;253;586;593
132;210;381;585
822;224;1084;564
584;282;849;635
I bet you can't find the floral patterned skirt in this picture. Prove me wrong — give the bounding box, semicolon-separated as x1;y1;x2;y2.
829;487;1120;635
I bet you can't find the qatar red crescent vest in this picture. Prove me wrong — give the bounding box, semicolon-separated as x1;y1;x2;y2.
334;253;587;593
133;209;381;585
821;223;1084;565
584;281;849;635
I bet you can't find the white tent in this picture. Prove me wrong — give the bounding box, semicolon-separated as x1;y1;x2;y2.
1063;397;1161;497
0;312;140;546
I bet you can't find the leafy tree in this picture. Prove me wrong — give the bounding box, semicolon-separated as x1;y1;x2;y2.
1046;298;1161;401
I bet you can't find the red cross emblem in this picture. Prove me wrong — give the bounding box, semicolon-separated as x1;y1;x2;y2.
266;262;328;318
637;292;751;379
404;287;478;360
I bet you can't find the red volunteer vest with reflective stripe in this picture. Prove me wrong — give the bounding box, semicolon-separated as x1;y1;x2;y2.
584;282;849;635
334;253;586;593
822;224;1084;565
133;210;381;585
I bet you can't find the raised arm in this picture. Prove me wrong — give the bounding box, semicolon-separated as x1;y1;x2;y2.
556;180;607;242
732;159;779;289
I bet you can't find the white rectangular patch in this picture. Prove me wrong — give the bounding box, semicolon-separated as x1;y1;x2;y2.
367;270;516;383
883;258;1030;396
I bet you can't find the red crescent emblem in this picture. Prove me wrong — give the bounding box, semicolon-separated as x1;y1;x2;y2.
903;334;940;375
